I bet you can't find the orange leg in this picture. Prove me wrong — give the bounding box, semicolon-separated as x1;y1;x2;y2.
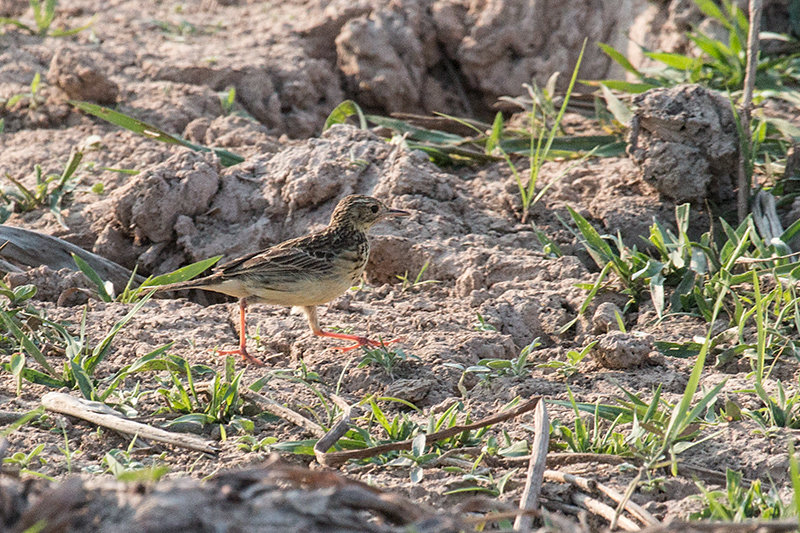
301;305;400;352
217;299;264;366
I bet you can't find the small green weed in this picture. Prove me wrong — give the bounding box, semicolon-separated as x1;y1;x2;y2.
537;340;598;378
397;260;439;292
0;0;94;37
473;312;497;332
357;344;419;379
494;41;598;222
158;356;246;427
444;468;519;496
3;442;48;477
595;0;800;95
236;435;278;453
387;433;437;483
85;439;169;482
690;469;788;521
0;293;156;401
5;72;43;110
1;148;83;227
219;86;236;114
467;338;542;380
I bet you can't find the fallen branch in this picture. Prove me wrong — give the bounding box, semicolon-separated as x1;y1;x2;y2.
514;400;549;532
541;470;658;527
314;396;541;468
597;480;659;527
42;392;217;454
0;226;143;293
573;491;640;531
237;388;325;437
543;470;596;492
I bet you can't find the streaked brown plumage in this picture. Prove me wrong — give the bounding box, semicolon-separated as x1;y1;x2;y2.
154;195;410;364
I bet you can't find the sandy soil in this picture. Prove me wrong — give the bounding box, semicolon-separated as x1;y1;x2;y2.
1;0;800;530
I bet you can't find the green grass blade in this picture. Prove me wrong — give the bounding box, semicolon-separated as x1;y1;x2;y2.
70;360;97;400
86;292;154;375
366;115;466;145
485;112;503;155
0;407;44;438
323;100;367;130
597;43;643;77
566;205;616;267
600;84;633;125
72;253;113;302
537;39;587;168
0;309;56;375
0;17;35;33
645;52;697;70
585;79;656;93
50;16;95;37
142;255;222;287
0;362;65;388
69;101;244;167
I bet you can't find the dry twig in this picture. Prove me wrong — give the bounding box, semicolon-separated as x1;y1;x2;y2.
42;392;217;454
514;400;549;532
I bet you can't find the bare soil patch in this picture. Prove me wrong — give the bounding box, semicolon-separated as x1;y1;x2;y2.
1;0;799;531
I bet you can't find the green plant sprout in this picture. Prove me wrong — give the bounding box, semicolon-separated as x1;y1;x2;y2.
0;0;94;37
1;148;83;227
537;340;598;378
357;344;420;379
397;260;439;292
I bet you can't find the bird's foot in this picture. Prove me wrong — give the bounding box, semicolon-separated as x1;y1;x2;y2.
329;335;402;352
216;346;265;366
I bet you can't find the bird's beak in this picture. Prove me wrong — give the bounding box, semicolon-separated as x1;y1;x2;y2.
384;208;410;218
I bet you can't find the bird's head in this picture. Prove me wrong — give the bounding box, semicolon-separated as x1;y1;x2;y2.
329;195;410;231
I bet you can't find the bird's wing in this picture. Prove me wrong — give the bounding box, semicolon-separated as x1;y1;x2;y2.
218;234;336;280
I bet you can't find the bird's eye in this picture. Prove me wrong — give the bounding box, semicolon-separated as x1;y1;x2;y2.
370;205;379;213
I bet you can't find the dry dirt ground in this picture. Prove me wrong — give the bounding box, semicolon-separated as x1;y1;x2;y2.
1;0;800;531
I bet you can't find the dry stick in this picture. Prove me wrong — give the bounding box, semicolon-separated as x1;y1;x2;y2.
502;451;629;467
573;491;640;532
737;0;762;223
542;470;658;527
514;400;549;532
42;392;217;454
543;470;596;491
596;481;659;527
238;389;325;437
315;396;541;468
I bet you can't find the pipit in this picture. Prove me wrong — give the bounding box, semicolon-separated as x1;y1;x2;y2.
153;195;409;365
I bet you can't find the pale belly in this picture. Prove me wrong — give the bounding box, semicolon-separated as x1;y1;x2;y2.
210;273;360;306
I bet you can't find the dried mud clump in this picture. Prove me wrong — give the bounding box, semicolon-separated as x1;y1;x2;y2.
89;151;221;272
628;84;738;205
5;265;93;306
303;0;639;115
593;330;653;369
47;47;119;104
592;301;624;334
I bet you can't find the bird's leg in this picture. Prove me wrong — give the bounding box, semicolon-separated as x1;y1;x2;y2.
217;299;264;366
301;305;399;352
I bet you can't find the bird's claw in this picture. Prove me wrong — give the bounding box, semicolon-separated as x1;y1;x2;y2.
331;336;402;352
216;346;265;366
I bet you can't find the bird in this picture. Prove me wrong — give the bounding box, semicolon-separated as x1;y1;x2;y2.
151;195;410;365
